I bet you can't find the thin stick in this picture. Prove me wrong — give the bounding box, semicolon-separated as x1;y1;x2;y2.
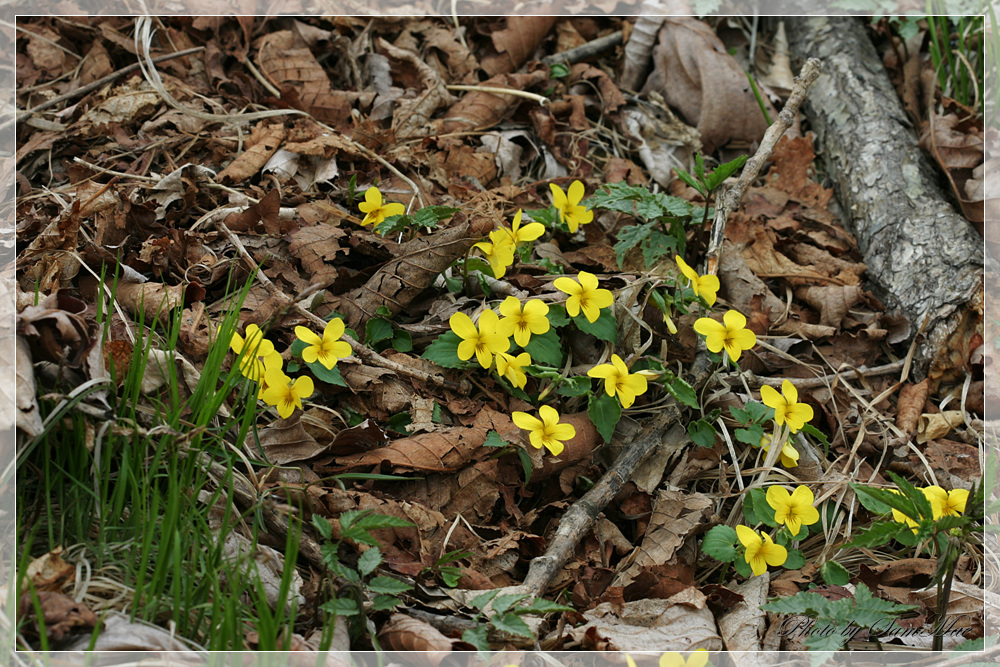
15;46;205;124
445;84;549;107
704;57;823;277
540;30;625;66
215;220;464;393
745;360;906;389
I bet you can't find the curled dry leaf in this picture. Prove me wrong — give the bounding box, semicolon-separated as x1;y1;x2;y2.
217;123;287;184
16;336;43;437
63;611;195;651
642;17;771;154
25;547;75;592
437;69;550;134
797;284;864;329
378;613;455;656
19;591;97;642
916;410;965;444
18;290;91;367
718;573;768;652
895;378;929;436
223;189;284;234
113;280;202;326
480;16;559;76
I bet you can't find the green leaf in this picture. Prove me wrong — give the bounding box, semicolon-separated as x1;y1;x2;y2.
391;329;413;352
886;471;934;520
800;422;829;447
845;520;907;549
557;376;593;397
729;406;749;423
674;167;707;197
492;593;529;615
374;205;459;236
368;576;412;595
694;152;705;180
484;430;509;448
366;317;394;344
820;560;850;586
742;493;761;526
733;553;752;578
688;419;716;447
783;549;806;570
665;376;699;409
851;583;918;626
385;412;412;434
704;154;748;192
849;482;914;518
422;331;466;368
354;514;417;532
340;526;380;546
439;566;462;588
290;339;309;357
517;447;533;482
641;228;678;267
371;595;402;611
545;305;571;327
461;625;489;651
312;515;333;540
588;392;622;442
516;598;574;614
744;401;774;423
761;591;833;618
306;360;347;387
321;597;360;617
573;309;617;342
804;631;847;652
524;207;560;229
614;222;653;267
524;328;564;366
491;613;534;638
748;488;778;527
549;62;570;78
470;589;500;611
357;547;382;577
701;524;739;562
734;424;765;447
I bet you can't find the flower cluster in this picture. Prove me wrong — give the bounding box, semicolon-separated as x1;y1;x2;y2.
473;209;545;278
732;485;820;577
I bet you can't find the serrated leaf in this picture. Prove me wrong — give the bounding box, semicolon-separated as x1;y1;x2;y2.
340;526;380;546
321;597;360;616
852;583;918;625
312;515;333;540
588;392;621;442
412;205;460;227
491;613;534;638
845;520;906;549
850;483;913;518
674;167;707;197
484;430;509;448
641;228;678;267
614;223;654;267
704;154;748;192
701;524;738;562
761;591;833;618
367;576;412;595
573;308;617;342
491;593;529;615
804;631;847;652
886;471;934;520
820;561;850;586
665;376;699;409
784;549;806;570
470;589;500;611
524;328;564;366
422;331;466;368
516;598;574;614
357;547;382;577
354;514;416;531
462;625;489;651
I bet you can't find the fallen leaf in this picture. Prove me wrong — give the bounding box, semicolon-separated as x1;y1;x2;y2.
378;613;455;655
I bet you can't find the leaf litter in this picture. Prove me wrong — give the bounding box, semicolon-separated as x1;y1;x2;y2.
12;14;987;653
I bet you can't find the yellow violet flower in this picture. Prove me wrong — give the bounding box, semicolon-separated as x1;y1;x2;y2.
449;310;510;369
760;434;800;468
495;351;531;389
922;485;969;518
498;297;550;347
512;405;576;456
549;180;594;233
675;255;720;306
587;354;649;409
693;309;757;361
659;650;709;667
256;351;284;400
736;525;788;576
760;379;814;432
473;229;517;278
889;489;921;532
554;271;614;323
766;485;820;536
261;369;314;419
230;324;281;382
502;209;545;247
295;318;352;370
358;186;405;227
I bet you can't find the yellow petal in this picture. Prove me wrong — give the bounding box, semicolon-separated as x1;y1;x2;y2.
553;276;582;296
296;326;322;347
449;312;478;340
292;375;314;400
549;422;576;442
781;379;799;404
568;179;586;205
760;385;783;411
722;309;748;331
736;524;760;549
587;363;616;379
538;405;561;427
499;296;522;318
675;255;699;283
660;654;684;667
549;183;567;210
687;649;709;667
512;411;542;432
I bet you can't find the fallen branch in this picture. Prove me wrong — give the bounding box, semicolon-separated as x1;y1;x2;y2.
703;57;822;277
540;30;624;67
745;360;906;390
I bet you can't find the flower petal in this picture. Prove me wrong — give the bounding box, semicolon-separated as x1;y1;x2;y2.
781;379;799;405
296;326;322;347
512;411;542;431
621;373;647;397
693;317;724;338
675;255;698;283
659;653;684;667
449;312;478;340
736;524;760;549
577;271;599;292
549;422;576;442
456;339;477;361
499;296;522;318
538;405;561;428
324;318;346;341
549;183;567;210
567;179;585;205
687;650;709;667
722;309;748;331
553;276;582;296
760;385;784;411
293;375;315;400
587;363;616;379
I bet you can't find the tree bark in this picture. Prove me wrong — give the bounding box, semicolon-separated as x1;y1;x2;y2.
784;17;984;386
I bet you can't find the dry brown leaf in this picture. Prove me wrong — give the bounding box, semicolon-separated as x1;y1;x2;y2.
378;613;455;655
895;379;929;436
257;413;324;465
25;547;75;592
916;410;965;444
617;489;713;587
768;135;833;208
569;587;724;651
642;18;772;153
223;189;284;234
526;410;602;482
19;591;97;642
797;284;864;329
113;280;200;326
25;25;66;72
256;30;349;125
287;223;349;287
80;80;162;132
480;16;559;76
217;123;287;184
18;290;91;367
570;63;627;113
397;459;503;521
718;573;768;651
16;335;43;437
438;69;550;134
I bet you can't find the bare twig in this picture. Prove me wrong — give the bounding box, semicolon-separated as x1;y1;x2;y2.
540;30;624;66
215;219;464;393
704;57;823;277
745;360;906;390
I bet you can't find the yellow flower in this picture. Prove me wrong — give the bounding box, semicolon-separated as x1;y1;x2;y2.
760;379;814;432
766;485;820;536
736;525;788;576
889;490;921;532
587;354;649;409
760;434;800;468
498;297;550;347
693;310;757;361
473;229;517;278
554;271;614;323
229;324;281;382
501;209;545;247
659;649;709;667
922;486;969;518
663;313;678;335
675;255;720;306
256;351;284;400
495;351;531;389
449;310;510;369
261;369;314;419
512;405;576;456
295;318;352;370
358;186;405;227
549;180;593;233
